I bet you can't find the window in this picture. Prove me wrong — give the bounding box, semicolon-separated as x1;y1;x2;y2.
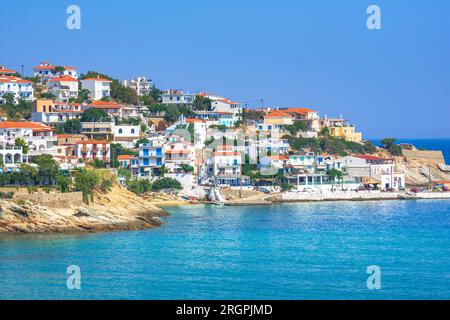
131;129;135;134
118;129;123;134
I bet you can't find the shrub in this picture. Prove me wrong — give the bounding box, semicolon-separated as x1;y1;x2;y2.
74;170;100;204
151;178;182;191
127;179;152;196
100;179;113;192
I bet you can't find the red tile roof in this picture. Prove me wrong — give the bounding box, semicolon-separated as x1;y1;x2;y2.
88;101;121;109
48;75;78;82
0;121;53;131
118;155;137;160
284;107;316;114
0;76;31;84
265;110;291;118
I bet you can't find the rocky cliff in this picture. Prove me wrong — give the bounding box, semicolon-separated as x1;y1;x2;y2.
0;185;168;234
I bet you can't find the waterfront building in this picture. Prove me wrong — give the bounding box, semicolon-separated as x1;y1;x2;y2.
139;137;165;177
288;153;316;173
47;75;79;102
341;155;405;191
0;76;34;104
122;77;152;96
81;76;112;100
0;145;23;167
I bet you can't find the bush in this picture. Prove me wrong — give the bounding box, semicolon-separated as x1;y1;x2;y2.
100;179;113;192
151;178;182;191
127;179;152;196
0;191;14;199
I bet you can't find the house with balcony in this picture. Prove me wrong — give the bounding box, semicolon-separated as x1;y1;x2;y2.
81;76;112;100
33;62;56;81
118;155;139;177
47;75;79;102
288;153;316;173
32;99;83;126
122;77;152;96
0;76;34;104
60;66;78;79
81;122;115;141
320;116;363;143
76;140;111;165
161;89;196;107
139;138;165;178
207;149;250;187
84;100;122;119
164;140;195;174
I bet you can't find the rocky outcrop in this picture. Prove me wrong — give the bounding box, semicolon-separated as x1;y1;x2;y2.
0;185;168;235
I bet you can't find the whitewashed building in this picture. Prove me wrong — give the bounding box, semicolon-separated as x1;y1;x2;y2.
81;76;112;100
122;77;152;96
0;76;34;104
47;75;79;102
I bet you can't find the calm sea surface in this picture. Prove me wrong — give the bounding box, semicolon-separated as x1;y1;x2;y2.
0;139;449;300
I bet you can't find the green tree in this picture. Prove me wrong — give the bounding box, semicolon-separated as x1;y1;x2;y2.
381;138;403;156
32;154;60;186
19;164;39;186
56;119;82;134
180;164;194;173
193;95;212;111
74;169;100;204
1;93;15;105
327;168;344;183
151;178;182;191
56;175;72;193
127;179;153;195
15;138;29;154
81;108;111;122
39;92;56;100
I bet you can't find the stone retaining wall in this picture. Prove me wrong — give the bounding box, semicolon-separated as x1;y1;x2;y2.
14;192;84;207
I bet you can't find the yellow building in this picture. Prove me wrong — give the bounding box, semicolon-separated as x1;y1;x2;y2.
32;99;54;113
329;125;362;142
320;117;363;142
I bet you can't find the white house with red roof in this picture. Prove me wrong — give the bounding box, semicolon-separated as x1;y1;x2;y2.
84;100;122;118
33;62;56;80
0;76;34;104
81;76;112;100
60;66;78;79
0;121;57;160
47;75;79;102
0;66;18;76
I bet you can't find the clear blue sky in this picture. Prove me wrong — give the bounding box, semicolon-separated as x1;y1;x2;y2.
1;0;449;138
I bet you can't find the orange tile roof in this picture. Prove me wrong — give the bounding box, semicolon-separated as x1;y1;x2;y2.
118;155;137;160
0;121;53;131
265;110;292;118
268;155;289;161
0;66;16;74
48;75;78;82
186;118;205;123
284;107;316;114
88;101;121;109
0;76;31;84
64;66;76;71
82;77;112;82
34;65;55;70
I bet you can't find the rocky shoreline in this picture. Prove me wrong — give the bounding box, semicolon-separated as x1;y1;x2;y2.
0;185;168;235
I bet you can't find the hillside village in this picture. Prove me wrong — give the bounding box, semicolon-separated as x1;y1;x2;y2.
0;62;449;204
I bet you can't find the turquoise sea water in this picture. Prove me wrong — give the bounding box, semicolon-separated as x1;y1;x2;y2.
0;200;449;300
0;139;449;300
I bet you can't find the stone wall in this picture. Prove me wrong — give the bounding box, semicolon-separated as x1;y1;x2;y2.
14;192;84;208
